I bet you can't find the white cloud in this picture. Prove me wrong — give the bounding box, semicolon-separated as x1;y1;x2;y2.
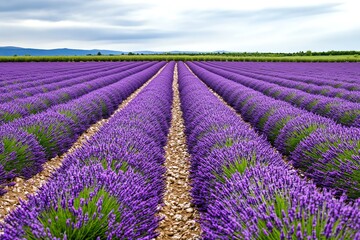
0;0;359;51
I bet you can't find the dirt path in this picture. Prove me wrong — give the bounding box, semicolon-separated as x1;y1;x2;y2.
0;64;167;223
156;63;201;240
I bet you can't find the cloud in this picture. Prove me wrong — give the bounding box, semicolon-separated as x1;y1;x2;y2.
0;0;358;51
1;24;177;43
0;0;145;26
184;3;341;24
314;28;360;50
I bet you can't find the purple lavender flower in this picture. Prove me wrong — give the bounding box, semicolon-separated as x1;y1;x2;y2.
202;164;360;239
291;126;360;198
0;125;45;183
275;113;336;155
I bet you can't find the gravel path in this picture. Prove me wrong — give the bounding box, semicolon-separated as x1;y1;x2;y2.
0;64;166;224
157;64;201;239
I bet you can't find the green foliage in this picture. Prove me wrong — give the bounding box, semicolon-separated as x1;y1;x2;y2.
58;110;79;123
305;100;319;110
1;54;360;62
233;187;353;239
271;90;281;98
349;86;359;91
253;193;330;240
60;93;70;102
268;116;292;144
302;143;333;171
284;93;296;101
335;92;344;98
319;89;329;95
127;144;139;154
0;137;31;174
101;159;128;174
23;125;57;157
258;109;274;130
245;103;257;116
339;110;360;125
284;125;322;155
213;137;234;149
322;103;336;115
24;188;121;239
24;103;39;114
1;112;22;123
325;141;360;198
222;159;248;179
196;124;229;142
223;154;257;180
99;100;108;115
240;96;255;108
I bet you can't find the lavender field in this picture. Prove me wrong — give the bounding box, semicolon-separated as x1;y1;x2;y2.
0;61;359;239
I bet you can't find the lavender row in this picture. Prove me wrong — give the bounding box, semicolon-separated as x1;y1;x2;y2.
205;61;360;103
0;62;165;195
194;62;360;127
178;62;360;239
0;62;106;87
0;62;87;83
0;62;124;88
1;62;175;239
0;62;135;95
0;62;144;103
210;61;360;89
0;62;157;125
188;62;360;198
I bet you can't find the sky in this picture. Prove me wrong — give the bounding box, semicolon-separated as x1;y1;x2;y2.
0;0;359;52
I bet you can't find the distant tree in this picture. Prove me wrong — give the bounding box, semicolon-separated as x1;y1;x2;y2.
128;52;135;55
13;54;17;57
97;52;102;56
86;54;92;56
306;50;312;56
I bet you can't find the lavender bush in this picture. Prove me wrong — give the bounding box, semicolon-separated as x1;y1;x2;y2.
291;126;360;198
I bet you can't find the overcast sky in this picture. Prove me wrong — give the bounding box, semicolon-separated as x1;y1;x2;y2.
0;0;359;52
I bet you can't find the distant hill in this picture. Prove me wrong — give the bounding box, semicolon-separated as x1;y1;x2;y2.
0;47;230;56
